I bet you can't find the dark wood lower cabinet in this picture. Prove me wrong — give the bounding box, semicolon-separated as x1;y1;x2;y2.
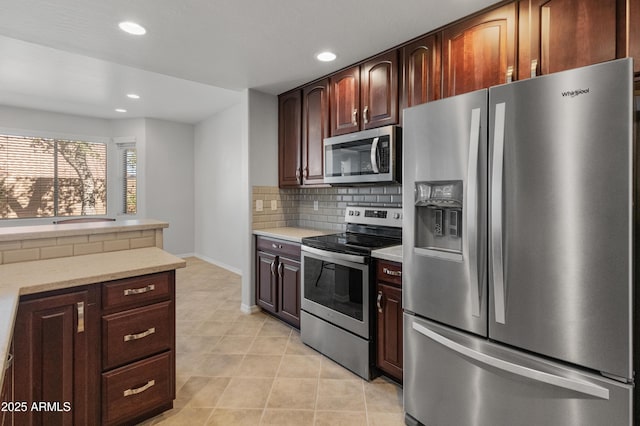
10;270;177;426
376;260;403;382
1;345;14;426
255;236;301;328
13;287;100;426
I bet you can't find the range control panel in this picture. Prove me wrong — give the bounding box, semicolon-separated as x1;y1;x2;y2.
345;206;403;228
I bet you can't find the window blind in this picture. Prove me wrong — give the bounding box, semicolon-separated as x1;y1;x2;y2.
0;134;106;219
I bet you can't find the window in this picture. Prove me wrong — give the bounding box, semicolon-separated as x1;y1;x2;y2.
0;134;107;219
124;148;137;214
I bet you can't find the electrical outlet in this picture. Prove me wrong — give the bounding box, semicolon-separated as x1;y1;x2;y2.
256;199;263;212
313;200;319;211
271;200;277;210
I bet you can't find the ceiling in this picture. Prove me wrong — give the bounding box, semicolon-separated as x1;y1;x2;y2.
0;0;500;124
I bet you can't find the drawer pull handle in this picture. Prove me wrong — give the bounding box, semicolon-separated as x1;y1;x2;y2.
124;284;155;296
123;379;155;397
123;327;156;342
383;267;402;277
271;243;283;249
77;302;85;333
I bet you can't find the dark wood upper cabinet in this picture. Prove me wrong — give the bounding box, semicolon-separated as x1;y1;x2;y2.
330;66;361;136
519;0;621;80
401;34;441;112
361;50;399;130
278;90;302;187
330;52;399;136
302;79;329;185
442;3;517;98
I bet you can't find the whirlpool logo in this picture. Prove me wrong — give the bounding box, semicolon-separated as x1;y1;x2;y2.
561;88;590;98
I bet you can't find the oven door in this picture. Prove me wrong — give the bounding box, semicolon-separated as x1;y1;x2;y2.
301;246;370;338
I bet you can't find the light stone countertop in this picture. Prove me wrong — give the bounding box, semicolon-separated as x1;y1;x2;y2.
253;227;336;243
0;218;168;242
371;244;403;263
0;247;186;390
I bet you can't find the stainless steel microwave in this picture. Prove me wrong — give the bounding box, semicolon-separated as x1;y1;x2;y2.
323;125;401;185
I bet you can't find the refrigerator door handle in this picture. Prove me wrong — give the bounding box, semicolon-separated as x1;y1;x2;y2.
491;102;507;324
412;321;610;400
370;137;380;174
466;108;482;317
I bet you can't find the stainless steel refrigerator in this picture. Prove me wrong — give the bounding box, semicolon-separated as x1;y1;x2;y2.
403;58;636;426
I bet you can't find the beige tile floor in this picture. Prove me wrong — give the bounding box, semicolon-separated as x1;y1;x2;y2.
141;257;404;426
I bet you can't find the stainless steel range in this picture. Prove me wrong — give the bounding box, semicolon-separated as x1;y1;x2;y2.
300;205;402;379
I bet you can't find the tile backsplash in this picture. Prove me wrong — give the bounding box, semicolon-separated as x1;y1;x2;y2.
252;185;402;231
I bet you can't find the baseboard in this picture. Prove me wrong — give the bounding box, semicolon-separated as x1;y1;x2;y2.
240;304;261;314
174;252;196;258
193;253;243;275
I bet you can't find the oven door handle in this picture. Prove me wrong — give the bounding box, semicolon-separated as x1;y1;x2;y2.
302;245;367;264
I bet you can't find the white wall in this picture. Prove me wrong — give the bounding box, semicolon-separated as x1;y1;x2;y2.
144;119;195;256
0;105;111;137
194;101;245;273
248;90;278;186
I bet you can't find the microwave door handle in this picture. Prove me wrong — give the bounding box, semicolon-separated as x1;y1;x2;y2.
370;137;380;173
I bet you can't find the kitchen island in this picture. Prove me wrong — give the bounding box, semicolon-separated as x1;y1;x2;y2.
0;219;185;425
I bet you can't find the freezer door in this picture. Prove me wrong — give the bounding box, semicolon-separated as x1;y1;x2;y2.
404;314;633;426
403;89;488;336
488;59;634;379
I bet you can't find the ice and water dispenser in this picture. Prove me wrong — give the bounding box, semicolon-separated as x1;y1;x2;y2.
414;181;463;255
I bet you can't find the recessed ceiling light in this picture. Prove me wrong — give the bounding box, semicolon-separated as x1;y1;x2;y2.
316;51;337;62
118;21;146;35
126;93;140;99
115;108;127;113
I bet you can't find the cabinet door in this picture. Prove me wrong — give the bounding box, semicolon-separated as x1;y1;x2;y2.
376;283;403;382
361;51;399;129
402;34;441;111
1;347;13;426
330;66;360;136
256;251;278;313
442;3;516;97
277;257;301;328
519;0;619;79
302;79;329;185
279;90;302;187
13;288;100;426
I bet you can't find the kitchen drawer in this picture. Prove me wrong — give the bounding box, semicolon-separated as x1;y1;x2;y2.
102;271;172;311
376;260;402;287
256;236;300;260
102;351;174;426
102;300;173;370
